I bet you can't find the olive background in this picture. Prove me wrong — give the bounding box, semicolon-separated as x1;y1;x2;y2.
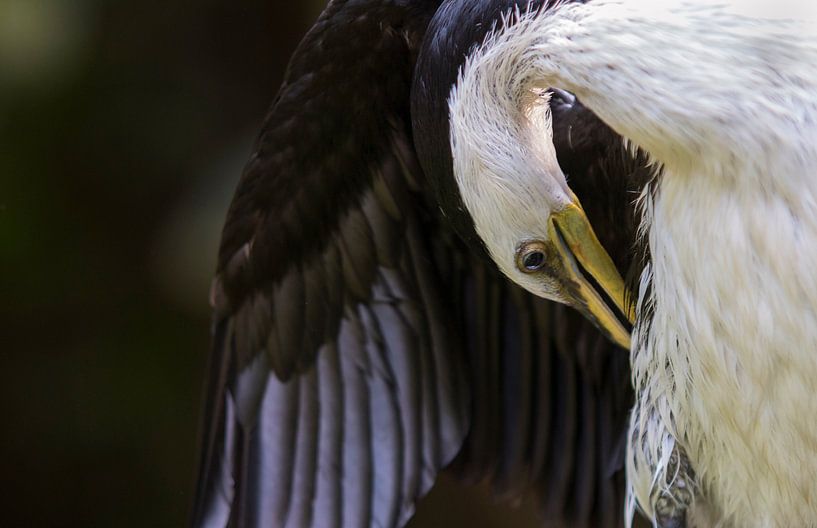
1;1;538;526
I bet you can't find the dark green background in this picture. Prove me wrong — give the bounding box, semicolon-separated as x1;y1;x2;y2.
1;1;538;526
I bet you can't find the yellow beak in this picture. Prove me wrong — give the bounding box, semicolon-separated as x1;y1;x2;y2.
548;200;635;349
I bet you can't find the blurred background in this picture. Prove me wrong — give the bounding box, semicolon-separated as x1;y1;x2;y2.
0;1;539;526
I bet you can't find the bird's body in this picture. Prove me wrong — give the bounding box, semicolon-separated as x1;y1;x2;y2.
452;1;817;526
193;1;650;527
619;7;817;525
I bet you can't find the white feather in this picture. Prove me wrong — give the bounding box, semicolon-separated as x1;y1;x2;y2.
448;5;576;301
451;1;817;526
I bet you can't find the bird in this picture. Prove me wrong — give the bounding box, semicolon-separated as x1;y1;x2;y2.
445;1;817;526
191;1;653;527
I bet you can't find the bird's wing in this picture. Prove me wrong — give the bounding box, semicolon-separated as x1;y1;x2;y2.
192;2;647;528
190;2;467;527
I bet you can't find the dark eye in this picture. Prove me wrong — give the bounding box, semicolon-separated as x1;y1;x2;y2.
523;251;545;271
516;241;550;273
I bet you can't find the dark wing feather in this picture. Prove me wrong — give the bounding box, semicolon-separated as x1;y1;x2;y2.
195;141;470;527
441;272;634;528
191;2;469;527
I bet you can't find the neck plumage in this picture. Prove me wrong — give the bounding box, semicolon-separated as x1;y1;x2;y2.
459;0;817;194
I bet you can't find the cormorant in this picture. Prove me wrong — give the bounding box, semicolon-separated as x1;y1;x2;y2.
192;1;650;526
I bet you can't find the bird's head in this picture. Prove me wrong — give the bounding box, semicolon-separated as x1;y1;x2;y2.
411;0;633;349
449;79;633;348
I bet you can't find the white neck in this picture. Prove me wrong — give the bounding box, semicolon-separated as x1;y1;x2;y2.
460;0;817;192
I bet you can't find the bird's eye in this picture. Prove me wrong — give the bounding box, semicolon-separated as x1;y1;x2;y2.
524;251;545;270
516;241;550;273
